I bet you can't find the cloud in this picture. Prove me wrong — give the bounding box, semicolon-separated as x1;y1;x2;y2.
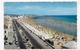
48;7;77;14
17;6;76;14
16;6;43;10
4;5;76;15
34;6;43;10
4;6;12;9
17;6;32;10
4;6;16;12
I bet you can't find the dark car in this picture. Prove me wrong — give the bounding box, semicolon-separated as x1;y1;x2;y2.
9;41;13;45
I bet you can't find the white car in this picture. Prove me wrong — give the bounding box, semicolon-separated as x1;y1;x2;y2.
15;41;19;45
4;41;8;45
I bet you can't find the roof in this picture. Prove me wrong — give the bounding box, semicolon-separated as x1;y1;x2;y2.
61;41;77;49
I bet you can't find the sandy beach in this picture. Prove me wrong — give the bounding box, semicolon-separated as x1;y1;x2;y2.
18;16;77;49
20;17;76;38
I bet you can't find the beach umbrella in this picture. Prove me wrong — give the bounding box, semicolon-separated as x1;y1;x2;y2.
56;36;58;39
73;38;76;41
62;36;64;40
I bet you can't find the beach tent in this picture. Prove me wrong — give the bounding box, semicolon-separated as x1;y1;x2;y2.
72;38;77;41
61;41;77;49
57;42;62;45
44;34;53;39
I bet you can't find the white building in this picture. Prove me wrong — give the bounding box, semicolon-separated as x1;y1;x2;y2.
61;41;77;49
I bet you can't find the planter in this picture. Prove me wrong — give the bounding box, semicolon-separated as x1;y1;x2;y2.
31;46;35;49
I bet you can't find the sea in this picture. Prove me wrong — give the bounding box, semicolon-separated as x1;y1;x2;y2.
32;15;77;36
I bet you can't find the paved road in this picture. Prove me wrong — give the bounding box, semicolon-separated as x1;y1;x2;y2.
16;20;53;49
12;20;26;49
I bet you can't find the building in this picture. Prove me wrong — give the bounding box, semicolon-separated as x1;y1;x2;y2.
61;41;77;49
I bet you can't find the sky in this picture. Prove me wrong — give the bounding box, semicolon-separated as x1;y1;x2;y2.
4;2;77;15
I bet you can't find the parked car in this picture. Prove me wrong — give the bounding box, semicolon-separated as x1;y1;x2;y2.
4;41;8;45
15;41;19;45
9;41;13;45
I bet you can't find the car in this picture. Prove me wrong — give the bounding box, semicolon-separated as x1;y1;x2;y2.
17;47;20;49
13;30;15;31
4;41;8;45
9;41;13;45
15;41;19;45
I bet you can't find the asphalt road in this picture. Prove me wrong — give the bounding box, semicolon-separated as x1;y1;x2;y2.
16;20;53;49
16;20;44;49
12;20;26;49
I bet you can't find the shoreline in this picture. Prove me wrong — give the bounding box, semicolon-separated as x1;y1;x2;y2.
34;18;77;36
19;17;77;40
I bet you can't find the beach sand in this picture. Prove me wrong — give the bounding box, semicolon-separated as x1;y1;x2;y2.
20;17;77;39
21;17;76;37
19;17;77;48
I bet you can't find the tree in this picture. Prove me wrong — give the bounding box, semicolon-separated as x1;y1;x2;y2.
4;31;6;33
22;32;23;34
4;35;8;40
26;38;29;41
25;36;26;38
